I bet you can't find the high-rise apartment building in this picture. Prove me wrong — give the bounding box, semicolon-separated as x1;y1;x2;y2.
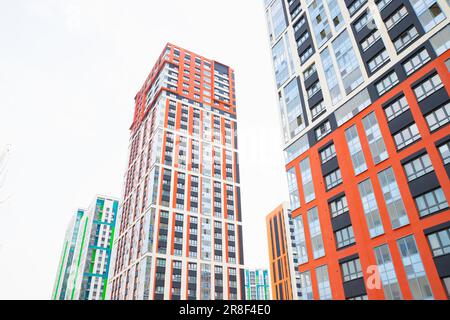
264;0;450;299
266;203;302;300
52;209;84;300
108;44;245;300
53;195;119;300
244;269;271;300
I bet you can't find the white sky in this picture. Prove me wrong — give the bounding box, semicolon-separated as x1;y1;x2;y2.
0;0;288;299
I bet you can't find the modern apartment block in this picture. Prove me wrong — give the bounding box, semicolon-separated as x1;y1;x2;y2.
244;269;271;300
108;44;245;300
52;195;119;300
266;203;302;300
264;0;450;299
52;209;84;300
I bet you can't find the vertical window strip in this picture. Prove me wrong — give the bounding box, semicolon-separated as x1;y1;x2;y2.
362;112;388;164
358;179;384;238
377;167;409;229
307;207;325;259
397;235;433;300
345;125;367;175
374;244;402;300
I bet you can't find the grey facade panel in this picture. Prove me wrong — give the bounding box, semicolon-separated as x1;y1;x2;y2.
331;212;353;232
433;255;450;278
343;278;367;299
417;87;449;115
321;156;339;177
400;148;427;165
424;221;450;235
307;91;324;113
388;109;415;134
408;171;441;198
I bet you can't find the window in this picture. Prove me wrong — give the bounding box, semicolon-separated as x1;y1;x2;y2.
297;32;310;48
384;95;410;121
425;102;450;132
361;30;381;52
414;188;448;217
307;81;321;99
335;89;371;126
348;0;367;16
393;123;421;150
410;0;446;32
378;167;409;229
268;0;287;41
403;153;434;182
293;215;308;264
345;125;367;175
320;143;336;164
311;100;327;119
332;30;364;94
385;6;408;30
438;141;450;165
283;78;306;138
363;112;388;164
304;63;316;80
359;178;384;238
328;0;344;30
397;235;433;300
329;195;348;218
320;47;342;105
272;35;294;88
316;265;332;300
307;207;325;259
308;0;332;48
430;24;450;55
156;258;166;267
368;50;390;73
374;244;402;300
403;49;431;75
354;10;372;32
444;277;450;298
341;258;363;282
394;27;419;52
427;227;450;257
300;46;314;64
315;121;331;140
284;134;309;163
348;295;368;300
377;0;393;11
300;271;313;300
335;226;355;249
300;157;315;203
291;5;302;20
414;73;444;102
325;169;342;190
287;168;300;210
376;71;399;96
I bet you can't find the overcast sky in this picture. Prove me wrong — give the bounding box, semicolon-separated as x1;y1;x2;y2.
0;0;288;299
